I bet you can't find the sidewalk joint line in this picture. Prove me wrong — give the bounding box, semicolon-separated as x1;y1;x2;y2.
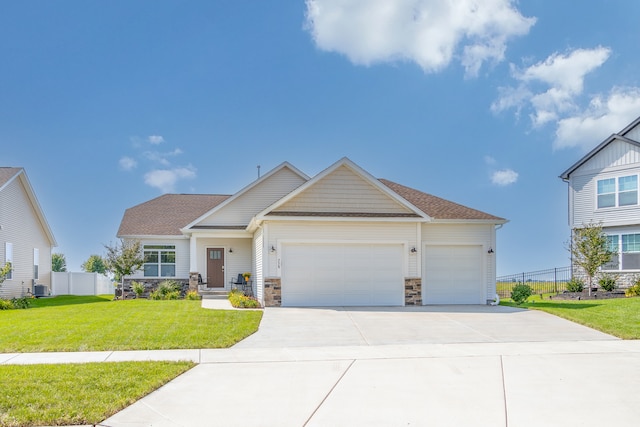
500;355;509;427
345;309;370;345
303;359;356;426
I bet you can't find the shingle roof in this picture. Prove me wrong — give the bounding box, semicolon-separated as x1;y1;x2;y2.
0;167;22;189
379;179;506;221
118;176;505;237
117;194;231;236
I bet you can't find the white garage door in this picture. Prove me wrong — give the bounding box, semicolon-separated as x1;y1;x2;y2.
423;245;484;304
281;243;404;307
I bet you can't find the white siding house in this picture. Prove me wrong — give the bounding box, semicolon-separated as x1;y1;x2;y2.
117;158;507;306
560;115;640;285
0;168;57;299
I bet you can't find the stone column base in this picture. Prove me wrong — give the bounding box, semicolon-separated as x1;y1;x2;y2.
264;277;282;307
405;277;422;305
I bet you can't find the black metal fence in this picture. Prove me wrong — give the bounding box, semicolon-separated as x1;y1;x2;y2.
496;266;571;298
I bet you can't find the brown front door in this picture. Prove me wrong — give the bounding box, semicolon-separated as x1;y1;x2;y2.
206;248;225;288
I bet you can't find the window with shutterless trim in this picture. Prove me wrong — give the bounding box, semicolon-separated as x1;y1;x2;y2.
143;245;176;277
4;242;12;280
597;175;638;208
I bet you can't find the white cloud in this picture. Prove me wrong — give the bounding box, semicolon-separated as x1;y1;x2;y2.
484;155;497;165
491;169;518;186
148;135;165;144
144;166;197;193
144;148;184;166
554;88;640;150
305;0;535;77
119;156;137;171
493;47;612;128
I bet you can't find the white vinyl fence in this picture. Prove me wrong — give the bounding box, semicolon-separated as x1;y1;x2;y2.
51;272;114;296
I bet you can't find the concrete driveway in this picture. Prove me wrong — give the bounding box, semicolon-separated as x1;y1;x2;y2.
233;305;616;348
102;306;640;427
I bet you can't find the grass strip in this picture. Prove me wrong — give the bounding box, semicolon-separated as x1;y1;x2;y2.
0;361;194;427
0;295;262;352
501;296;640;339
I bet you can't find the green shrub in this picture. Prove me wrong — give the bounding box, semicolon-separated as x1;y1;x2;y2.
185;290;201;300
598;275;617;292
150;280;182;300
131;281;145;297
0;299;12;310
228;290;260;308
566;278;585;293
10;297;31;309
510;283;532;305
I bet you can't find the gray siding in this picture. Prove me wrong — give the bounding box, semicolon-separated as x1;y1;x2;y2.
625;124;640;142
570;146;640;228
0;177;52;298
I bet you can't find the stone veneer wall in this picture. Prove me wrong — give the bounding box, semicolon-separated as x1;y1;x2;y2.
572;265;637;289
405;277;422;305
264;277;282;307
122;278;190;291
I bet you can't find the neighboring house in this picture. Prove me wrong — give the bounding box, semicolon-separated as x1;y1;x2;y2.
0;167;57;299
118;157;507;307
560;115;640;286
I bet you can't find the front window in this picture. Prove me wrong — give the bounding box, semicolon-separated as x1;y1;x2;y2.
597;178;615;208
622;234;640;270
143;245;176;277
603;235;619;270
33;248;39;280
597;175;638;208
619;176;638;206
5;242;13;280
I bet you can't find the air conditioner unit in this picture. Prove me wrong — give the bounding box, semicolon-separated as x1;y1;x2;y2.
34;284;47;297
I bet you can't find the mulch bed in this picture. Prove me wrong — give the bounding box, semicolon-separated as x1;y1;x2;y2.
550;290;627;300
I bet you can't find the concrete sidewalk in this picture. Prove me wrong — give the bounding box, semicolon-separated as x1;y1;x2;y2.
99;340;640;427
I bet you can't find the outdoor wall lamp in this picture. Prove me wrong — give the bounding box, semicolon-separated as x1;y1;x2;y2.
228;248;233;253
270;245;276;253
410;247;417;253
487;247;494;254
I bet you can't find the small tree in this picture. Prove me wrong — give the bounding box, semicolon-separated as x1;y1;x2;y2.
52;253;67;272
104;239;144;299
0;262;11;288
81;254;107;274
569;222;614;296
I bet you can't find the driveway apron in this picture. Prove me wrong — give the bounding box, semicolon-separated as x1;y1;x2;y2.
102;306;640;427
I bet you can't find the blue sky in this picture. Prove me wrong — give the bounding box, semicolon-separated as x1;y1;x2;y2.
2;1;640;275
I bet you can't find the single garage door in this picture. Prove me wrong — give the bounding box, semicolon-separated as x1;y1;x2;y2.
281;243;404;307
423;245;484;304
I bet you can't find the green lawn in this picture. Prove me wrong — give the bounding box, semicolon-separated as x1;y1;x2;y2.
0;295;263;352
0;295;261;426
501;296;640;339
0;361;194;427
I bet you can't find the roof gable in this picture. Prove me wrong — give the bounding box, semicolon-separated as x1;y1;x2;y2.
258;158;426;220
0;167;57;246
560;115;640;180
185;163;309;229
560;134;640;179
0;167;23;190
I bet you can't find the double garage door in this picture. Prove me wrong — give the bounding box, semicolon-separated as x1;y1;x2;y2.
281;243;404;307
280;243;485;306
